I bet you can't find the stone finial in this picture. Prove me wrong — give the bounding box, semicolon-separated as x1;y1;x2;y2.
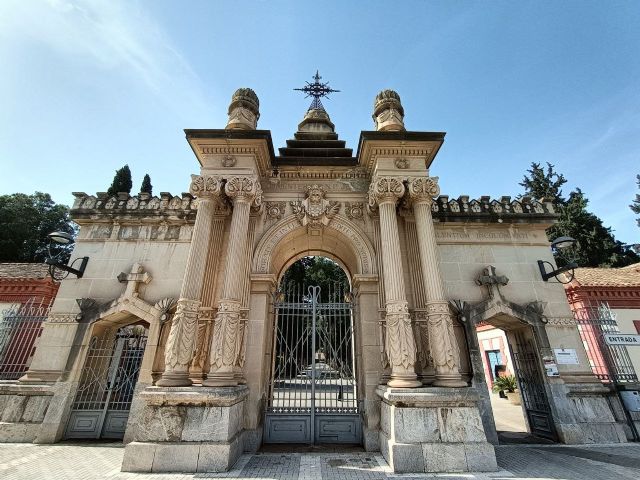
226;88;260;130
373;89;405;131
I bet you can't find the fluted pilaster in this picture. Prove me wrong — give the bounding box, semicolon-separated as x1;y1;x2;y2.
408;177;465;387
158;175;222;386
368;177;420;388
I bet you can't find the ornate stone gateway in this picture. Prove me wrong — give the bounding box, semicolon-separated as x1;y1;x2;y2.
264;284;360;444
65;325;148;439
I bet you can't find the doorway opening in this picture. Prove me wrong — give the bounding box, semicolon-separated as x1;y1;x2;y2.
263;256;361;445
476;322;556;444
65;322;148;440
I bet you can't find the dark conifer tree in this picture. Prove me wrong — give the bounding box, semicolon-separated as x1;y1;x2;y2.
140;174;153;195
107;165;133;196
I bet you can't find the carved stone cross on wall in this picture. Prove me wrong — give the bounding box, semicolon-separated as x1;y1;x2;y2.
117;262;152;299
475;265;509;300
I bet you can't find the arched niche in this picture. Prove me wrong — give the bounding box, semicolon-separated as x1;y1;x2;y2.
252;215;377;278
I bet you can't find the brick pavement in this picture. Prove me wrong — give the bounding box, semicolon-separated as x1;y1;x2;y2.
1;442;639;479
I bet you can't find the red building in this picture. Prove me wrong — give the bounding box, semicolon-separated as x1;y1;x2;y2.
0;263;59;380
564;263;640;383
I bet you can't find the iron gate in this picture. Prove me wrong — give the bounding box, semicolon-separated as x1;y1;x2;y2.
511;331;557;441
264;284;360;444
0;299;50;380
65;325;148;439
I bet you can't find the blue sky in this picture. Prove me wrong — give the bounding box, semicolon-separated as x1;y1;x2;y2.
1;0;639;245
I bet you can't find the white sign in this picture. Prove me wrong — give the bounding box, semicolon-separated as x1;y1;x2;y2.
553;348;579;365
604;334;640;346
543;355;559;377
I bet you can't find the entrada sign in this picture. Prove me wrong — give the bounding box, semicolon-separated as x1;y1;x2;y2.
604;334;640;346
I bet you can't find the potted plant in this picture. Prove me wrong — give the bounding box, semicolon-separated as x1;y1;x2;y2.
492;375;521;405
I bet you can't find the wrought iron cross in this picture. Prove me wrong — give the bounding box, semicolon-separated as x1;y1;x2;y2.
294;70;340;111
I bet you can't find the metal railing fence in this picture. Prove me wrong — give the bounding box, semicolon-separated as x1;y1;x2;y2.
0;298;51;380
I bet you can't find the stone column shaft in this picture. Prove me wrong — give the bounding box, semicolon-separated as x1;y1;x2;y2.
409;177;465;387
158;176;221;387
205;176;261;387
369;177;421;388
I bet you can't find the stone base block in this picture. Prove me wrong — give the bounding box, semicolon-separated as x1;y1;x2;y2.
122;437;242;473
121;385;248;473
377;386;497;473
0;422;41;443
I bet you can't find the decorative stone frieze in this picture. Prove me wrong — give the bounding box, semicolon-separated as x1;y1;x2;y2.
226;87;260;130
47;313;79;324
291;184;340;226
373;89;405;131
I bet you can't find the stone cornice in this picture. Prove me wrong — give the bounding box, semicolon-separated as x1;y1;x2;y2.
356;131;445;175
185;129;275;177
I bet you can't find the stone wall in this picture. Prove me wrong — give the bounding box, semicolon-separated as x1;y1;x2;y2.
0;384;52;442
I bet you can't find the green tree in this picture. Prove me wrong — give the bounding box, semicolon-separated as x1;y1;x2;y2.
631;174;640;228
140;174;153;195
520;163;639;267
0;192;75;263
281;256;349;301
107;164;133;196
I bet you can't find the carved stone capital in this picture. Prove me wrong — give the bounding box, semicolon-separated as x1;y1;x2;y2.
189;174;223;199
407;176;440;205
368;177;405;207
224;176;262;207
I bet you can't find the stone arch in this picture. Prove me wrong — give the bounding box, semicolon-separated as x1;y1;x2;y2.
252;214;377;277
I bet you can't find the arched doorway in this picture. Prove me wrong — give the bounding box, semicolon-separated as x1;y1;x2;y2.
263;256;361;444
65;321;148;439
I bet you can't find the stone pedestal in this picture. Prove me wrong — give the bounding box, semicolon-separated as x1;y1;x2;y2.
377;386;497;473
122;386;247;473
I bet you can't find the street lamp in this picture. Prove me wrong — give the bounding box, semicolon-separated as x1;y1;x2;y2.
45;231;88;280
537;236;578;283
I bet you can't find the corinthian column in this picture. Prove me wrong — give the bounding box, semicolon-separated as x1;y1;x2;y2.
158;175;222;386
408;177;466;387
204;176;262;386
368;177;421;388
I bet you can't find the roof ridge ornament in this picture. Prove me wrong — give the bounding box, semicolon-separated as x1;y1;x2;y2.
294;70;340;111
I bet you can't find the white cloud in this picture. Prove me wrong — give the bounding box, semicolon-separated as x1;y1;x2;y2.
0;0;211;117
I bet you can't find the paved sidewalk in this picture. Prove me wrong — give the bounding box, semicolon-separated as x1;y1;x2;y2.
1;442;640;479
